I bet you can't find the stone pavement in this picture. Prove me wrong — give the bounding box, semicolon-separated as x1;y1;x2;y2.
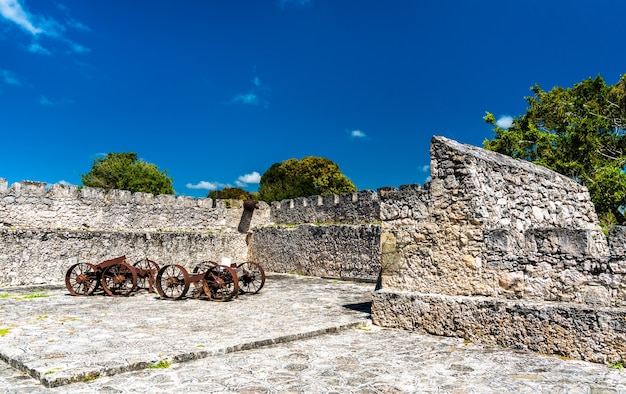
1;274;625;393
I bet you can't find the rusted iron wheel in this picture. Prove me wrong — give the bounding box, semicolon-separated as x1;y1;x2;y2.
156;264;190;300
203;265;238;301
101;262;138;297
133;258;160;292
65;262;100;296
237;261;266;295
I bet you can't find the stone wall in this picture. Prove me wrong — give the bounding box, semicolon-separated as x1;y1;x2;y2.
0;229;245;286
0;179;382;286
249;224;381;280
0;179;269;233
372;136;626;363
4;135;626;363
0;179;271;286
248;190;382;280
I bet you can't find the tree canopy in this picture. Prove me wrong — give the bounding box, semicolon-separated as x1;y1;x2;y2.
81;152;174;195
207;187;254;201
258;156;356;202
483;74;626;226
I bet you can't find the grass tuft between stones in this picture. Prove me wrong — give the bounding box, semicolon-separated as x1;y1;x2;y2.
148;359;171;369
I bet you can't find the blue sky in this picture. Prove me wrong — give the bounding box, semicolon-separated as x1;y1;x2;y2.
1;0;625;198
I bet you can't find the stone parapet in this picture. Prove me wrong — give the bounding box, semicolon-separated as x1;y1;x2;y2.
249;223;381;281
0;229;247;287
270;190;380;224
371;289;626;364
0;179;270;233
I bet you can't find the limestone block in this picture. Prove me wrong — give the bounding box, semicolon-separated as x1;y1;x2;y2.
498;271;524;293
581;285;611;306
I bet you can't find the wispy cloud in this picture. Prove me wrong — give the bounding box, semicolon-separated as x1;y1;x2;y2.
66;17;90;32
27;41;51;55
39;95;53;106
39;95;75;106
0;0;42;35
231;74;270;108
0;0;90;55
496;115;513;129
350;129;367;138
0;68;20;85
232;93;260;106
235;171;261;187
278;0;311;8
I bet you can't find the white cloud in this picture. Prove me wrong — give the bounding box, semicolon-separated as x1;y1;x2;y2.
0;0;90;55
0;0;42;35
0;68;19;85
27;42;51;55
496;115;513;129
186;181;230;191
57;180;73;186
350;129;366;138
232;93;260;106
420;164;430;173
235;171;261;187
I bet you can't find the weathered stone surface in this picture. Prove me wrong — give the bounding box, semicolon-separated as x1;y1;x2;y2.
4;134;626;364
0;229;247;286
248;224;381;281
372;290;626;364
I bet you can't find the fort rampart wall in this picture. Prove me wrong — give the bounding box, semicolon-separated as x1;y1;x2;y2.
247;190;382;281
4;135;626;363
0;179;271;285
371;136;626;363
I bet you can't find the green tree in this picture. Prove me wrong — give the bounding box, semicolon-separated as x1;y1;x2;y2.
207;187;253;200
81;152;174;195
484;74;626;226
258;156;356;202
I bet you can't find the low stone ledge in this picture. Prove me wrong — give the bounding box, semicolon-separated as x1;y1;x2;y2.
371;289;626;364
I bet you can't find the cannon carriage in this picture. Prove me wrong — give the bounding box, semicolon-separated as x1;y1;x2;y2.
155;260;265;301
64;256;160;297
65;256;265;301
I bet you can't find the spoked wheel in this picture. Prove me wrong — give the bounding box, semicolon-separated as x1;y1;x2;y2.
203;265;238;301
156;264;190;300
133;258;160;292
65;262;100;296
237;261;266;295
101;262;138;297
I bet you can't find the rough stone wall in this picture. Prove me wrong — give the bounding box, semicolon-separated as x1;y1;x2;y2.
269;190;380;224
0;179;269;233
0;229;246;286
0;178;270;286
248;190;381;280
249;224;381;280
378;136;611;303
372;136;626;363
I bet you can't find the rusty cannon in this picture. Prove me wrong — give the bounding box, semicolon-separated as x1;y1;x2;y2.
65;256;160;297
155;261;265;301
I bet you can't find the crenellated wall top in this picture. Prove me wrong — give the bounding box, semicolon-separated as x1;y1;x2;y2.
269;189;380;224
0;178;270;232
0;179;220;209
